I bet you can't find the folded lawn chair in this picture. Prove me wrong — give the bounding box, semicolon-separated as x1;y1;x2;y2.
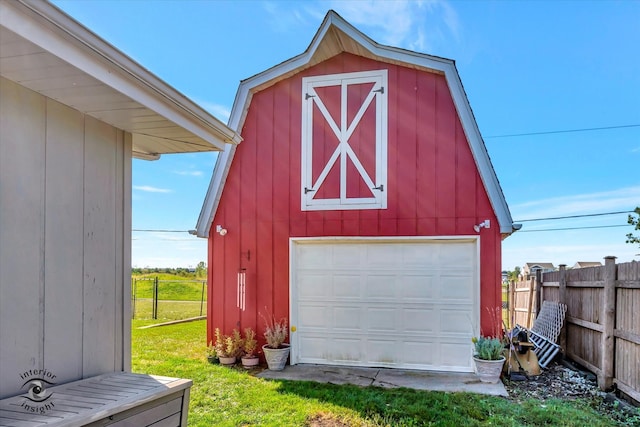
515;301;567;368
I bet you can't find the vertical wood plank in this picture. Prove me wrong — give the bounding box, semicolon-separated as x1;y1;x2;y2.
526;277;535;329
601;256;616;389
416;71;436;221
434;75;455;221
509;280;515;329
121;132;132;372
0;78;46;398
114;129;124;372
83;116;117;377
395;67;416;221
535;269;542;317
559;264;567;352
455;119;476;220
43;99;84;384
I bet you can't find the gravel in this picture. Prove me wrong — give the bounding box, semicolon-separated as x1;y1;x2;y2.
503;360;640;426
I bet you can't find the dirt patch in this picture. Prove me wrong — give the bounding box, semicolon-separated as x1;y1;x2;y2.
305;412;356;427
503;361;639;425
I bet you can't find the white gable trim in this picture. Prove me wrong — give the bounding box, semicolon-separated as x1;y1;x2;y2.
196;10;514;237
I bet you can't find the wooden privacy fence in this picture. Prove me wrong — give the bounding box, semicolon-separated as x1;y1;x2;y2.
537;258;640;402
507;277;538;329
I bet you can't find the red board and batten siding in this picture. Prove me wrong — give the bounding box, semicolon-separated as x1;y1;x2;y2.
207;52;500;344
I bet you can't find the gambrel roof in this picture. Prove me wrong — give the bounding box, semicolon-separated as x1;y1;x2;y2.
0;0;241;160
196;10;515;236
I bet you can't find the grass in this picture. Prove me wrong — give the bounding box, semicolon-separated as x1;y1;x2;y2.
131;319;629;427
132;276;207;301
132;299;205;320
131;273;207;320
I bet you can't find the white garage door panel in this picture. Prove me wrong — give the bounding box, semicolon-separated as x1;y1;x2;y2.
291;239;478;372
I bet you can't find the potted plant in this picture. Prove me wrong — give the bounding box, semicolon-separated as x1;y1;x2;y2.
472;335;506;383
214;328;242;365
241;328;260;368
260;313;289;371
206;341;219;364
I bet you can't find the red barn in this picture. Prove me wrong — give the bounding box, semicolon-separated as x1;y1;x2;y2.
196;11;519;372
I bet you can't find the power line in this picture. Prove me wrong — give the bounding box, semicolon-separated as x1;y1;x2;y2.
514;210;634;222
485;123;640;139
518;224;629;233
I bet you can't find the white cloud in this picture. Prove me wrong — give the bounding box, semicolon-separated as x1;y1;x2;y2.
263;1;315;32
328;0;460;52
133;185;172;193
132;236;207;268
511;186;640;221
503;185;640;269
173;170;203;177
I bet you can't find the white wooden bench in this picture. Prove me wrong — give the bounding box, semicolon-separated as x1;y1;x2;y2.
0;372;192;427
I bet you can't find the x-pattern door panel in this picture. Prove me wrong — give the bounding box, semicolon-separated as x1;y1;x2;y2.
301;70;387;210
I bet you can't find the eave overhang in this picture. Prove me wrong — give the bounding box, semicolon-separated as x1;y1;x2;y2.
0;0;242;159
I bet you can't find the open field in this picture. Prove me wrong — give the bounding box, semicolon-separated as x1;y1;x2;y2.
131;273;206;320
131;319;631;426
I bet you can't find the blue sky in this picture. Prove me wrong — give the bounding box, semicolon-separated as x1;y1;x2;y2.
53;0;640;270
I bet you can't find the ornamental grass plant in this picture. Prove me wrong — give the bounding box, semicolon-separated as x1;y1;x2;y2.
260;312;288;348
472;336;505;360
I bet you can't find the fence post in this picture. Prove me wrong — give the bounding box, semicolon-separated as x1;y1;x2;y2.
535;269;542;317
601;256;617;390
558;264;567;353
153;276;159;320
132;278;136;320
200;281;205;316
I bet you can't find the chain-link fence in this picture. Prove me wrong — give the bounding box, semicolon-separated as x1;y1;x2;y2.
131;276;207;321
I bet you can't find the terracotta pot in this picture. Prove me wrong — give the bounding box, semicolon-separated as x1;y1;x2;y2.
473;356;506;383
241;356;260;368
218;356;236;366
262;344;290;371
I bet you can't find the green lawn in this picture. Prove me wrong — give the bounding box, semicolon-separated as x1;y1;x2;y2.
132;299;205;320
131;273;207;320
130;320;632;426
132;276;207;301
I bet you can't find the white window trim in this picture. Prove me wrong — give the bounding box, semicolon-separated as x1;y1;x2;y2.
301;70;388;211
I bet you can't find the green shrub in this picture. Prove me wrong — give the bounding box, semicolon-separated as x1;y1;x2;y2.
473;336;504;360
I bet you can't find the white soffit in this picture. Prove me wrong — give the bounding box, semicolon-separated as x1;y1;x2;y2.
196;10;515;237
0;0;241;158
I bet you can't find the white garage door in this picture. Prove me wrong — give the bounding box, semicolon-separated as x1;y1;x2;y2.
290;238;479;372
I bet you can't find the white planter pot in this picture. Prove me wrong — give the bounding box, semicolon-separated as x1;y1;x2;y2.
218;356;236;366
241;356;260;368
262;344;290;371
473;356;506;383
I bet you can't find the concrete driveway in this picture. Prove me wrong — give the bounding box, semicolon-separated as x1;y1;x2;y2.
257;364;508;397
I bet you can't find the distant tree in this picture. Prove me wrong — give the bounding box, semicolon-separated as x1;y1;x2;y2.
627;207;640;248
196;261;207;278
507;267;521;281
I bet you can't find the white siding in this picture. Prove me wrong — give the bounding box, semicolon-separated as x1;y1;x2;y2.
43;100;85;382
0;76;46;396
0;77;131;398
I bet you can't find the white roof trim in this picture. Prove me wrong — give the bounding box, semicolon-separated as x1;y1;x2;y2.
1;0;242;154
196;10;514;237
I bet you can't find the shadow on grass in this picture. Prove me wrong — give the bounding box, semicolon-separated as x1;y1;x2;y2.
270;379;497;426
267;378;621;427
